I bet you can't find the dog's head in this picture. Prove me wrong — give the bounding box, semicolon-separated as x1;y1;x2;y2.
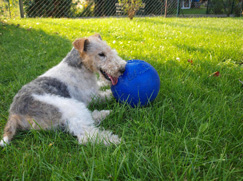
73;34;127;85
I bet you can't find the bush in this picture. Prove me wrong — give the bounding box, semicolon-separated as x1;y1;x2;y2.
232;0;242;17
208;0;242;17
24;0;72;18
143;0;163;15
143;0;177;16
118;0;144;19
94;0;117;17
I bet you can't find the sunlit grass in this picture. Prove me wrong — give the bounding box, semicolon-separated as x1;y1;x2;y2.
0;17;242;180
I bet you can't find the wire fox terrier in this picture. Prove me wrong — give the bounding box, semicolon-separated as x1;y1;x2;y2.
0;34;126;147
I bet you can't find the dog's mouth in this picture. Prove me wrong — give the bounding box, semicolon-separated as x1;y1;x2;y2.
100;69;118;86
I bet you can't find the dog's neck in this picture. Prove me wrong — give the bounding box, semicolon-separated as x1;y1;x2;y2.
63;48;83;69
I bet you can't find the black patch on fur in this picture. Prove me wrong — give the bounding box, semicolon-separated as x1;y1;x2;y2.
10;77;70;116
35;77;71;98
64;48;83;69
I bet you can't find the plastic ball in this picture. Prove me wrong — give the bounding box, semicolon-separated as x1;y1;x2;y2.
111;59;160;107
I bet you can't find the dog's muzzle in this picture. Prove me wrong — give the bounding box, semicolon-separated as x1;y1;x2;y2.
100;69;119;85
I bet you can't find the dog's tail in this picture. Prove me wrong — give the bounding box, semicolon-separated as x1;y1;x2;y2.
0;114;21;147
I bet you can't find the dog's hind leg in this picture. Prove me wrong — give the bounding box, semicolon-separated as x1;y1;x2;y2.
0;114;30;147
33;94;120;145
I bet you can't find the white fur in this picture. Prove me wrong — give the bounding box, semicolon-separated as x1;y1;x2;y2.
41;62;98;105
0;136;9;147
33;94;120;144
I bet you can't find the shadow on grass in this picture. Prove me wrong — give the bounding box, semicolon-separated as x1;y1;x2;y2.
175;43;210;54
0;22;72;86
0;21;72;132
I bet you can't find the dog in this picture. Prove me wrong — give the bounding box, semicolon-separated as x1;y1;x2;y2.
0;34;127;146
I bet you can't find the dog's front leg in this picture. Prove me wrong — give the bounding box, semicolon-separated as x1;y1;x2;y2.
77;126;121;145
97;79;110;88
96;89;112;102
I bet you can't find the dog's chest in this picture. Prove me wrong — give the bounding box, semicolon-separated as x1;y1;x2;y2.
67;73;98;104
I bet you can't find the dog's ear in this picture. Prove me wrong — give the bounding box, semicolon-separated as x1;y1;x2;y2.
93;33;102;40
73;38;89;53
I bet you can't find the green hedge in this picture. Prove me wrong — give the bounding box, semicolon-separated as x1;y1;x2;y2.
24;0;72;18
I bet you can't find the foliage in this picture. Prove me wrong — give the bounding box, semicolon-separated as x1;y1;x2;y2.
69;0;117;17
23;0;72;18
208;0;242;16
94;0;117;16
143;0;163;15
118;0;144;19
142;0;178;16
0;0;19;18
232;0;243;17
0;0;8;18
73;1;95;17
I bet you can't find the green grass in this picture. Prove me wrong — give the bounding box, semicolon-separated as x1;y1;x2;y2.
181;8;207;15
0;17;243;180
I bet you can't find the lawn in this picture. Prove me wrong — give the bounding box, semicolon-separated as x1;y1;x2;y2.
0;17;243;180
181;8;207;15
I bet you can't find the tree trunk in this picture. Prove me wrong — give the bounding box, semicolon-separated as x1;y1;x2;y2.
164;0;168;17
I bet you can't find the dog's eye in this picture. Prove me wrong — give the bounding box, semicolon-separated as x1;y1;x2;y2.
98;53;105;57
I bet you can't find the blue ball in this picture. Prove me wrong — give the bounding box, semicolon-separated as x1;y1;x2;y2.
111;59;160;107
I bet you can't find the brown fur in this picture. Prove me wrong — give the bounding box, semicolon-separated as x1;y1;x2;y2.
73;34;126;78
73;38;96;72
3;114;28;140
3;113;61;141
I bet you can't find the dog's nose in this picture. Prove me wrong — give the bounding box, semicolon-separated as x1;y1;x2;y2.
119;67;126;74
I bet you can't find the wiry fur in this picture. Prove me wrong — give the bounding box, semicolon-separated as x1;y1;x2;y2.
0;34;126;147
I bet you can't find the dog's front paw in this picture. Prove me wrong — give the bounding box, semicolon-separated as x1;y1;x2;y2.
105;134;121;145
77;135;89;145
92;110;112;125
